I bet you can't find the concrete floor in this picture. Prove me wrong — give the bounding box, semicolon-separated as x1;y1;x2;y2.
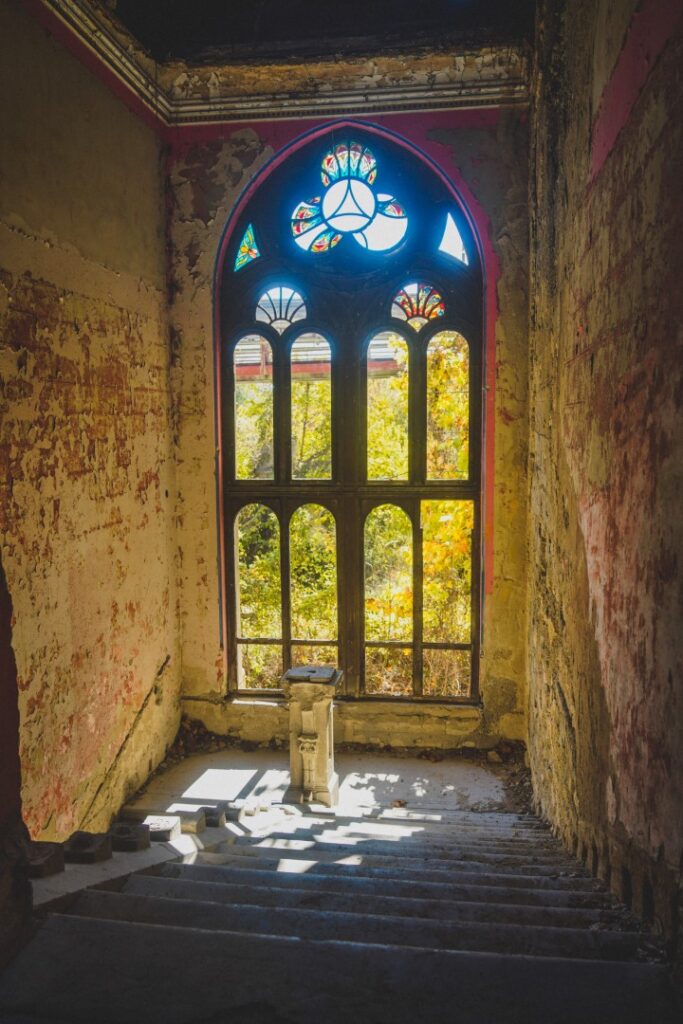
132;748;509;816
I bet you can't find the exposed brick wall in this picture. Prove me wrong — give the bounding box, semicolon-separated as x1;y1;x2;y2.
0;0;181;839
528;0;683;934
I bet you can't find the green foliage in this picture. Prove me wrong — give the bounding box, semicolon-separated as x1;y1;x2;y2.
427;332;469;479
290;504;337;639
235;381;274;479
234;328;472;694
292;379;332;478
364;504;413;641
237;504;281;638
367;338;409;479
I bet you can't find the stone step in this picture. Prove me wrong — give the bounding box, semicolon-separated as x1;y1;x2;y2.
122;871;636;930
160;861;613;909
246;804;551;834
66;888;646;962
0;915;675;1024
167;853;600;892
222;825;575;859
244;818;565;854
202;840;581;876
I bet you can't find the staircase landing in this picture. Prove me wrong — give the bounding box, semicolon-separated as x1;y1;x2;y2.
1;750;678;1023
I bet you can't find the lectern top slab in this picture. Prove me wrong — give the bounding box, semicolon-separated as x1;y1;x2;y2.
282;665;340;684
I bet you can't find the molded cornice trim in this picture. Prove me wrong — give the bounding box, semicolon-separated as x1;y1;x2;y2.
29;0;529;131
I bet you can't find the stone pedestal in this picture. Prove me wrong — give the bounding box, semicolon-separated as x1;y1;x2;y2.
281;667;342;807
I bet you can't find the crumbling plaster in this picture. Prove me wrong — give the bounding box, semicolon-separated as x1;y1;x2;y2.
528;0;683;931
0;0;181;839
168;107;530;749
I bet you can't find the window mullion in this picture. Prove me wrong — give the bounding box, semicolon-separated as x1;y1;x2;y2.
338;495;361;697
280;500;292;675
275;340;290;482
411;339;427;484
413;499;424;697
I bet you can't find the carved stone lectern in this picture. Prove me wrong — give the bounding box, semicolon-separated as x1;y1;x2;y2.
281;666;342;807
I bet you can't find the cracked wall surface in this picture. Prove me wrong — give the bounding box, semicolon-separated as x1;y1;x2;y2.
0;0;181;839
168;109;530;748
528;0;683;932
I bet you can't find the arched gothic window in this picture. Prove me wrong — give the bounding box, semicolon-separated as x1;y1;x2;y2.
221;127;482;701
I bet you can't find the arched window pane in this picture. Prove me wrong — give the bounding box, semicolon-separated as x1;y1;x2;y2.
234;335;273;480
427;331;469;480
422;499;473;643
367;332;409;480
255;286;306;334
291;333;332;479
364;505;413;642
290;504;337;641
236;504;281;639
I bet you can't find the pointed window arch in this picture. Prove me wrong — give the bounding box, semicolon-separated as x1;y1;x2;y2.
222;126;482;700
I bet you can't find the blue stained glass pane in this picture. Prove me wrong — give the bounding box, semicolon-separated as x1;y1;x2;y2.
234;224;261;271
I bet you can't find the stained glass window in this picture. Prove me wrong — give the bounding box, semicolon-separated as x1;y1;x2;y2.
438;213;469;265
255;287;307;334
391;283;446;330
224;128;482;704
291;142;408;254
234;224;261;271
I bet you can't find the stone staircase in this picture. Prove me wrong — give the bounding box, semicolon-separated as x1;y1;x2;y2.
0;804;678;1024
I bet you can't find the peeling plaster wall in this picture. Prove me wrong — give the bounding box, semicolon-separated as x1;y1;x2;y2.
169;108;529;748
528;0;683;932
0;0;181;838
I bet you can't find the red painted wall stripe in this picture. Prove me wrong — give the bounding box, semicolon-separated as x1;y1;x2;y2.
591;0;683;181
21;0;167;136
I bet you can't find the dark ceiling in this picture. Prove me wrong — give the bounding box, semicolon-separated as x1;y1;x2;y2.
110;0;536;64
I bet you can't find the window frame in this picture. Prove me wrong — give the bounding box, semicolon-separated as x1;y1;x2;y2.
221;129;483;703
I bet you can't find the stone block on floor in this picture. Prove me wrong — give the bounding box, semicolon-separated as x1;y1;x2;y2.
27;842;64;879
197;804;228;828
63;832;112;864
109;823;151;853
120;808;182;841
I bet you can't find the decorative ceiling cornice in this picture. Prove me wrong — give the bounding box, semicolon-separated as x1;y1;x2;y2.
37;0;529;128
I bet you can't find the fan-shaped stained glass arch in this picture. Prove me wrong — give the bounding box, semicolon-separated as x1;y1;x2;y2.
391;283;445;330
234;224;261;271
255;287;307;334
291;141;408;255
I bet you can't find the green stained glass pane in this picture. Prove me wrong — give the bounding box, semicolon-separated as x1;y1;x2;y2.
234;224;260;271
